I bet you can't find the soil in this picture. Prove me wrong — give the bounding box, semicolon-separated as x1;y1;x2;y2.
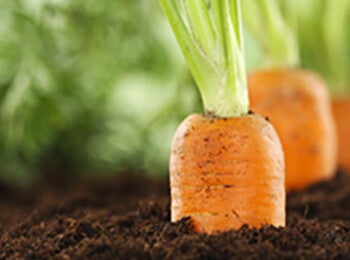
0;171;349;259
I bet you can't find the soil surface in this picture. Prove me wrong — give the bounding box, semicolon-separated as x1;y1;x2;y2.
0;171;349;259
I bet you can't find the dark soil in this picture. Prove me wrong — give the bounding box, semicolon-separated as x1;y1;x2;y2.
0;171;349;259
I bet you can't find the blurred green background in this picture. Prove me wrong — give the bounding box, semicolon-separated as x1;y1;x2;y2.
0;0;348;186
0;0;204;185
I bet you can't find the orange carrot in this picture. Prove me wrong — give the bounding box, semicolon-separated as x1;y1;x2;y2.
289;0;350;174
306;1;350;174
332;97;350;173
170;114;285;233
160;0;285;233
249;69;337;192
242;1;338;191
293;0;350;174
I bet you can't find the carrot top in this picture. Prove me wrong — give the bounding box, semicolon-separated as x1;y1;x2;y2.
293;0;350;96
159;0;248;118
242;0;300;69
244;0;350;95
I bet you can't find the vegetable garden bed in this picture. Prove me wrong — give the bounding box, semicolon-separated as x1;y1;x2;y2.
0;171;348;259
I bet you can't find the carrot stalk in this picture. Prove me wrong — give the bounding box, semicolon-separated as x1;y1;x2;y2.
292;0;350;96
242;0;299;69
159;0;248;118
324;0;349;92
160;0;285;233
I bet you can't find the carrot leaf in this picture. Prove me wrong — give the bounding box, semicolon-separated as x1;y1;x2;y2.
159;0;248;118
296;0;350;95
242;0;299;69
270;0;350;95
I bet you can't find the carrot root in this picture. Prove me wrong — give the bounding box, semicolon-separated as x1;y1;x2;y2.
332;97;350;173
249;69;337;192
170;114;285;234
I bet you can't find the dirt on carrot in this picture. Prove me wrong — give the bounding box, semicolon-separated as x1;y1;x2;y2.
170;113;285;233
0;171;348;259
249;69;337;192
332;97;350;173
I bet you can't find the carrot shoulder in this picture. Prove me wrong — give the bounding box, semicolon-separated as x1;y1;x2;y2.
249;69;337;191
170;114;285;233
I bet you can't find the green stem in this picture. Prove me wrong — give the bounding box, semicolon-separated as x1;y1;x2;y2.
211;1;225;61
159;0;248;118
184;1;216;59
292;0;350;96
324;0;350;95
242;0;299;69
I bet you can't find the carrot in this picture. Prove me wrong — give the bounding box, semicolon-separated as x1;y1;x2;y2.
242;1;337;192
291;0;350;174
332;97;350;173
249;69;337;191
170;114;285;233
160;0;285;233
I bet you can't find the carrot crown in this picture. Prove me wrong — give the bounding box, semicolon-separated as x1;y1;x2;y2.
242;0;299;69
159;0;249;118
295;0;350;96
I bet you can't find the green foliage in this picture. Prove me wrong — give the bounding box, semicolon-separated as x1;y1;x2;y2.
241;0;299;69
243;0;350;95
0;0;200;185
294;0;350;95
159;0;249;118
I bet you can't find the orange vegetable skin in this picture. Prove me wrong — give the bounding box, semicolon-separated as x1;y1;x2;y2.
332;97;350;173
170;113;285;234
249;69;337;192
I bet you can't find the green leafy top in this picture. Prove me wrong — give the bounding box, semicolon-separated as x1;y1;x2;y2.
242;0;299;69
243;0;350;96
294;0;350;96
159;0;248;118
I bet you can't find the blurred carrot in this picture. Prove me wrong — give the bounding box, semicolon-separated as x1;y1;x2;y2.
242;0;337;192
332;98;350;173
292;0;350;174
160;0;285;233
249;70;337;191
